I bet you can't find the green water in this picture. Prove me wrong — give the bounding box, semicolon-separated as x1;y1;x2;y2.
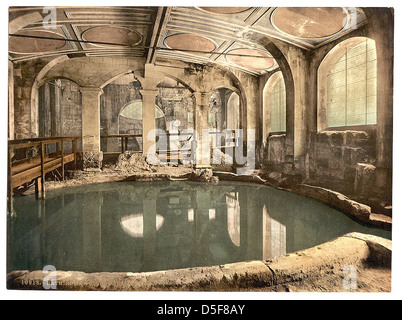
7;181;391;274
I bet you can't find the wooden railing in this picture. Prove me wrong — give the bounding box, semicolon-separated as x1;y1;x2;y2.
8;137;81;212
101;134;142;153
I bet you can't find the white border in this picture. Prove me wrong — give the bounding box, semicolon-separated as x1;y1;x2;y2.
2;0;401;301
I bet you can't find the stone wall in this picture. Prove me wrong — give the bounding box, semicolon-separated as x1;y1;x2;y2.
305;130;384;205
259;129;391;211
39;79;82;138
262;134;286;172
156;82;194;132
13;58;53;139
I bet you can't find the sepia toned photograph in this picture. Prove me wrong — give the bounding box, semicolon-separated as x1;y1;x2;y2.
4;3;397;300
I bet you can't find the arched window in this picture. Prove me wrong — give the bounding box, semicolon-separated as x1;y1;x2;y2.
100;73;143;152
209;88;240;132
226;92;240;131
319;38;377;129
263;72;286;140
119;100;164;133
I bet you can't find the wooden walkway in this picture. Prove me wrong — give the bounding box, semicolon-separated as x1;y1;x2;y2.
8;137;81;213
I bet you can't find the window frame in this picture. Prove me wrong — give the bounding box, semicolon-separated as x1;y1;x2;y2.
317;37;377;132
263;71;287;142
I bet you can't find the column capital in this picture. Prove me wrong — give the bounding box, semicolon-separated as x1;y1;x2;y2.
192;91;211;106
140;89;159;97
192;91;211;97
79;86;103;95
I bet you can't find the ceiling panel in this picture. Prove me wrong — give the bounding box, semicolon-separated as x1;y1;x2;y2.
9;6;368;76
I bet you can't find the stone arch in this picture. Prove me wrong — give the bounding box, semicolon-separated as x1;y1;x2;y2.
100;69;143;90
30;56;73;137
261;41;295;154
158;71;196;93
208;86;242;132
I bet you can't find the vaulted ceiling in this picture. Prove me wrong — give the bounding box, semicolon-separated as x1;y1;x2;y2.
9;6;367;76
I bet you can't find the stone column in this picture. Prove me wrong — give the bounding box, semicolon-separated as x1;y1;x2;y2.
369;9;394;202
140;89;159;156
80;87;103;171
282;46;311;182
193;92;211;170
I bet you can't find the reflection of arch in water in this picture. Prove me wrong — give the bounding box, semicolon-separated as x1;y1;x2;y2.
262;205;286;259
226;192;241;247
120;213;165;238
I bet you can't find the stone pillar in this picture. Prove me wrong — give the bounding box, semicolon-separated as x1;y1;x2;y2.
140;89;158;156
282;46;311;182
80;87;103;171
193;92;211;170
369;9;394;202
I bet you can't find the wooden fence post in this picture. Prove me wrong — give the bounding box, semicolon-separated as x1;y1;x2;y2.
73;138;78;170
61;139;65;181
40;142;46;199
8;146;13;214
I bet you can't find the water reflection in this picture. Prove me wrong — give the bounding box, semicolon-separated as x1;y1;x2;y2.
7;181;392;274
227;192;241;247
120;214;165;238
263;205;286;259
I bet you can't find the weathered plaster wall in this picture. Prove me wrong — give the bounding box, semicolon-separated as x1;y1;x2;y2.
13;58;53;139
306;130;377;199
39;79;82;138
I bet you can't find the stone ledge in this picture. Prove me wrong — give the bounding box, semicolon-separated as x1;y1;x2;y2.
7;233;391;292
213;171;267;185
291;184;392;230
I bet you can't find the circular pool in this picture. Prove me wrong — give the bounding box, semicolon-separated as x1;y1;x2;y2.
7;181;391;274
